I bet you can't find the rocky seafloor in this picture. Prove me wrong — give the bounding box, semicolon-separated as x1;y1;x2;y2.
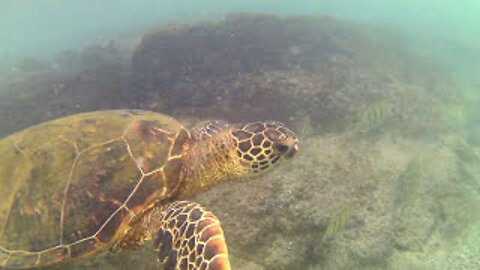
1;13;479;269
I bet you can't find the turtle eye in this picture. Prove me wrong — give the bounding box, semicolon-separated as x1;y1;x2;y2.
275;144;289;153
274;138;299;159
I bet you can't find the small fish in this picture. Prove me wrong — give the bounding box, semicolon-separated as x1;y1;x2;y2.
289;45;302;56
322;206;350;242
296;115;313;139
451;106;468;121
353;101;392;133
455;138;479;162
441;105;468;126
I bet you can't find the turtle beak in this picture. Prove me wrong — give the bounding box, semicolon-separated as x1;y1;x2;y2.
284;142;299;159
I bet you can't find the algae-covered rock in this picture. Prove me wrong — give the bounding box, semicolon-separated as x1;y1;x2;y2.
130;13;446;135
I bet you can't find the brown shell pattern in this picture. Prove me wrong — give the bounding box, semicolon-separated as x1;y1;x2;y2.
0;110;189;268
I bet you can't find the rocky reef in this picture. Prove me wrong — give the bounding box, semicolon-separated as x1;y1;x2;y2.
1;13;478;270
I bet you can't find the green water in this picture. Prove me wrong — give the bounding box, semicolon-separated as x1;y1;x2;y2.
2;0;480;64
1;1;479;106
1;1;479;269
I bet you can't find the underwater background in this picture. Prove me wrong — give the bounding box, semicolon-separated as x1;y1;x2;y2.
1;0;479;269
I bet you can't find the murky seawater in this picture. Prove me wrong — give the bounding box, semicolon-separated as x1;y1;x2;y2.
1;1;479;269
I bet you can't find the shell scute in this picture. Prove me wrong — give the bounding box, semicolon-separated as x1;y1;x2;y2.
125;171;165;212
163;157;184;193
0;138;77;252
61;139;140;244
69;238;101;259
5;252;38;269
96;207;130;244
38;246;69;266
0;110;186;267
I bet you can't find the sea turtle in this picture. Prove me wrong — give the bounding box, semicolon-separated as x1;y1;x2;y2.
0;110;298;269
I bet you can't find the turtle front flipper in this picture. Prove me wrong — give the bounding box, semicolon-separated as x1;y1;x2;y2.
149;201;231;270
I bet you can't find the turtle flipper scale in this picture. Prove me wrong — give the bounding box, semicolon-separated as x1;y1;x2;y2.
151;201;231;270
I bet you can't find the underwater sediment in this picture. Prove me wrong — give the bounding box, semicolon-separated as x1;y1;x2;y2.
1;13;478;270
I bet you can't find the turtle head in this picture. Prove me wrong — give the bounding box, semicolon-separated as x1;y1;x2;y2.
179;120;298;198
230;121;299;176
